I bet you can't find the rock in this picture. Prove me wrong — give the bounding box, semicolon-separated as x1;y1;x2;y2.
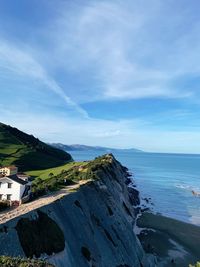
134;207;141;217
141;207;150;213
0;155;152;267
192;190;200;197
128;187;140;206
125;177;132;185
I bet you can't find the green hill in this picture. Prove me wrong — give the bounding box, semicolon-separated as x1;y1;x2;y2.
0;122;72;171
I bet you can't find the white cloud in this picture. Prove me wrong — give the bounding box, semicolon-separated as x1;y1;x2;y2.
1;1;200;153
0;1;199;106
41;0;200;102
1;1;197;106
1;110;200;154
0;41;88;117
94;130;121;138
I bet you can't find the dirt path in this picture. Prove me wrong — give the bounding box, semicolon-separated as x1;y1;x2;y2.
0;180;89;225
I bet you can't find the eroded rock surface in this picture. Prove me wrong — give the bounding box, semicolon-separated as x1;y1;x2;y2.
0;154;153;267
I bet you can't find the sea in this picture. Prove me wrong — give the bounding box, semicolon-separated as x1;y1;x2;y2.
70;150;200;226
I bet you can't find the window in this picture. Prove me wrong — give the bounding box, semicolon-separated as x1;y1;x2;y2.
7;194;11;200
7;183;12;188
0;194;2;200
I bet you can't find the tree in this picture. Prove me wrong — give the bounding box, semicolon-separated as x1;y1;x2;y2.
189;262;200;267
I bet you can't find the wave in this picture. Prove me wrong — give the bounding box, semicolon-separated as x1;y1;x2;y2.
175;184;193;190
175;183;200;195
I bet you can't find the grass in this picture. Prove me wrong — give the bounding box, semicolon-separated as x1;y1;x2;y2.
27;153;114;182
29;154;115;195
0;124;25;156
0;256;54;267
0;122;72;171
29;161;90;195
189;263;200;267
26;161;88;180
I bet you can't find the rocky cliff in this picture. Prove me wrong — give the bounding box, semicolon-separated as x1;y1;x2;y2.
0;154;154;267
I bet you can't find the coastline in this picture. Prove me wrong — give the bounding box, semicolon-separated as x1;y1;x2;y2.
135;212;200;267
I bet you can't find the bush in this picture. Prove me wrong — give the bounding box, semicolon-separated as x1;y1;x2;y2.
0;256;54;267
32;171;75;196
189;262;200;267
32;154;114;197
0;201;10;211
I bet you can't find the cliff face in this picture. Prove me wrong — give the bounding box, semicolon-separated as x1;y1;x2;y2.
0;154;152;267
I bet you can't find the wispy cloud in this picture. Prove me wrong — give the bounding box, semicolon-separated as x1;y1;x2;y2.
2;109;200;154
0;41;88;117
0;0;200;153
46;0;198;102
94;130;121;138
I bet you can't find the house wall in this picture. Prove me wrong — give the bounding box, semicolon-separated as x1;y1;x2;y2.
0;178;25;201
19;185;26;199
0;167;18;176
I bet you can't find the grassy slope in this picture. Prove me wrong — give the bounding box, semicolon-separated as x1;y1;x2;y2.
30;154;113;193
27;161;87;180
0;122;72;171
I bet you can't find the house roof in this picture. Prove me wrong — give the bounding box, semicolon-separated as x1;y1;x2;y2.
8;167;18;170
17;173;30;178
0;175;28;185
17;172;28;176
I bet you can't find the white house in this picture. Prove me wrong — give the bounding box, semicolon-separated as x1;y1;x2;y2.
0;166;32;203
0;166;18;176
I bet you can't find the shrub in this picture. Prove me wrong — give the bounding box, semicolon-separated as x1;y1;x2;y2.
0;256;54;267
0;201;10;211
189;262;200;267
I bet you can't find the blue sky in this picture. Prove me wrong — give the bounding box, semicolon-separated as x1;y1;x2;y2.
1;0;200;153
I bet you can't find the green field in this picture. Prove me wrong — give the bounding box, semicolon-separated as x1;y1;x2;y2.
26;161;87;180
0;122;72;171
29;154;113;194
27;160;90;194
0;123;26;164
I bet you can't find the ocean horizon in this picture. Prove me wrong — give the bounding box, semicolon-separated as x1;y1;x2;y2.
70;150;200;226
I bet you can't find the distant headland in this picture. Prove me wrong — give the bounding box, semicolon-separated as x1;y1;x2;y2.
50;143;143;153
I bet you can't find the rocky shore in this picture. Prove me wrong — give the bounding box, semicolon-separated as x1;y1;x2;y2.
0;153;198;267
127;168;200;267
0;154;155;267
135;210;200;266
85;157;200;267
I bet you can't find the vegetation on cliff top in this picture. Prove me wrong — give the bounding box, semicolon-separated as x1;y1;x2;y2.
0;256;54;267
189;263;200;267
31;154;117;194
26;162;82;180
0;122;72;171
31;161;88;194
0;121;119;196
